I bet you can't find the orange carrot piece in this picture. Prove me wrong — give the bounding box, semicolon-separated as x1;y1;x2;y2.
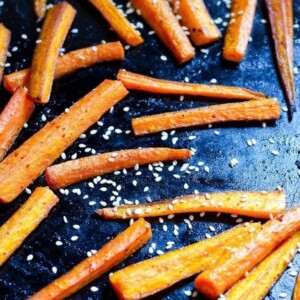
28;2;76;103
45;147;192;190
130;0;195;64
4;42;124;94
117;69;266;100
28;218;151;300
33;0;47;20
0;87;35;162
283;0;293;71
110;223;261;300
0;24;11;83
170;0;221;46
132;98;280;136
194;205;300;299
0;80;128;204
88;0;143;46
294;272;300;300
97;190;286;220
0;187;58;267
223;0;257;62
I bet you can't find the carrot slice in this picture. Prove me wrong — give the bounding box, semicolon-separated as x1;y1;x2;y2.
170;0;221;46
194;205;300;299
97;190;286;220
132;98;281;136
110;222;261;300
0;24;11;84
28;1;76;103
223;0;257;62
33;0;47;20
88;0;143;46
0;80;128;204
117;69;266;100
45;147;192;190
0;87;35;162
0;187;58;267
130;0;195;64
294;272;300;300
28;218;151;300
226;231;300;300
4;42;124;94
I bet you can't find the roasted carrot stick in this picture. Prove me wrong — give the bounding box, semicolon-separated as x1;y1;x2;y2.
0;87;35;162
45;147;192;190
28;2;76;103
110;222;261;300
0;80;128;204
130;0;195;64
132;98;281;136
194;205;300;299
0;24;11;84
4;42;124;94
97;190;286;220
0;187;58;267
226;231;300;300
294;272;300;300
223;0;257;62
28;218;151;300
169;0;221;46
265;0;296;114
33;0;47;20
117;69;266;100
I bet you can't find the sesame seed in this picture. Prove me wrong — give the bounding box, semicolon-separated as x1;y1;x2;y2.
27;254;34;261
183;290;192;296
271;150;279;156
184;183;189;190
71;236;79;241
52;266;57;274
55;241;63;246
91;286;99;292
279;292;287;298
160;55;167;61
21;34;28;39
230;158;239;168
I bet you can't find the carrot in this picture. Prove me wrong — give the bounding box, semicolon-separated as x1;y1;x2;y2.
223;0;257;62
33;0;47;20
169;0;221;46
132;98;281;136
88;0;143;46
130;0;195;64
28;218;151;300
194;205;300;299
0;187;58;267
294;272;300;300
45;147;192;190
4;42;124;94
0;80;128;204
0;23;11;84
110;222;261;300
97;190;286;220
0;87;35;162
28;2;76;103
117;69;266;100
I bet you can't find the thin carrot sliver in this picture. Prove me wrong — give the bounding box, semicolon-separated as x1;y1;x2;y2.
33;0;47;20
0;23;11;83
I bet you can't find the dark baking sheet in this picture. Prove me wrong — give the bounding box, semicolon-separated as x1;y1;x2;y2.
0;0;299;299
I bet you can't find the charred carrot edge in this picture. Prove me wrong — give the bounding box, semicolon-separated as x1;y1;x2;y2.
170;0;221;46
226;231;300;300
97;190;286;220
28;218;151;300
0;187;58;267
194;205;300;299
45;147;192;190
130;0;195;64
117;69;266;100
294;272;300;300
110;223;261;300
0;24;11;83
28;2;76;103
132;98;281;136
223;0;257;62
0;87;35;162
33;0;47;20
0;80;128;204
4;42;124;93
88;0;143;46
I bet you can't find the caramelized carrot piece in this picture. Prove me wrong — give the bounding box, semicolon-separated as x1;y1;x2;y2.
117;69;266;100
28;2;76;103
130;0;195;64
28;218;151;300
194;205;300;299
0;24;11;83
294;272;300;300
283;0;293;71
223;0;257;62
170;0;221;46
33;0;47;20
45;147;192;190
0;187;58;267
226;231;300;300
0;80;128;204
110;223;261;300
132;98;281;136
0;87;35;162
4;42;124;94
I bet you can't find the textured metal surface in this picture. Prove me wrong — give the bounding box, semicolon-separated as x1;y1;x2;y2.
0;0;299;299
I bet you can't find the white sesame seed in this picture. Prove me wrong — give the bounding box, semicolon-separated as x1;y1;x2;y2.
279;292;287;298
55;241;63;246
230;158;239;168
183;290;192;296
184;183;189;190
160;55;167;61
91;286;99;292
27;254;34;261
71;236;79;241
271;150;279;156
21;34;28;39
52;266;57;274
